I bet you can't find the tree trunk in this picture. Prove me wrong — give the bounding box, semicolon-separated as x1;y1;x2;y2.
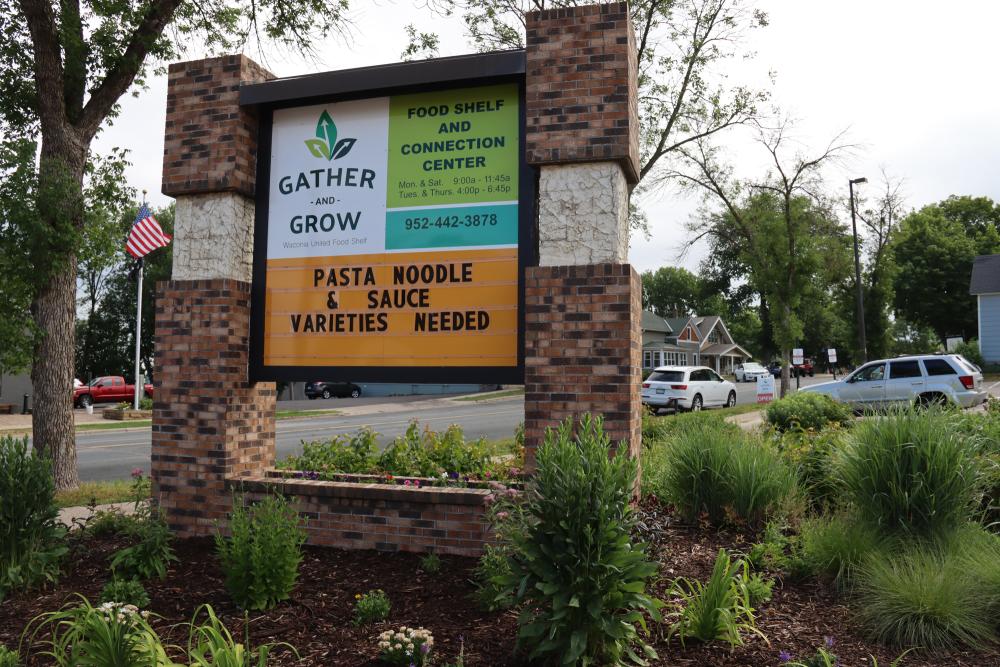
780;349;791;399
31;127;88;490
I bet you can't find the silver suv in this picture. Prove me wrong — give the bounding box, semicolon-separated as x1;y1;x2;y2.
799;354;987;409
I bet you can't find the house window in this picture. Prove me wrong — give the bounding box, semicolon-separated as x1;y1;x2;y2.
643;351;654;368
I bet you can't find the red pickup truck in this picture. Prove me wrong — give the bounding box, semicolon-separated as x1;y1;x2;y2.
73;376;153;408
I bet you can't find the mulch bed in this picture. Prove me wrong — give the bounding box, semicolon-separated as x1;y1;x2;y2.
1;498;998;666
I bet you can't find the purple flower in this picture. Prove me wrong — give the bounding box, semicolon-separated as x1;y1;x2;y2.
779;650;793;663
448;471;460;479
131;467;144;479
824;635;835;648
420;643;430;654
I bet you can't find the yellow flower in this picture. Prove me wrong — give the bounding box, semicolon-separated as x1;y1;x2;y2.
355;594;362;599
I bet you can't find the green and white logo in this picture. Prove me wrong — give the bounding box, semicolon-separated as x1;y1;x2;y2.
304;110;356;161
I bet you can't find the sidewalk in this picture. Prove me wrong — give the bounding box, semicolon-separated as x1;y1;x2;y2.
58;501;137;528
726;409;766;431
0;409;106;433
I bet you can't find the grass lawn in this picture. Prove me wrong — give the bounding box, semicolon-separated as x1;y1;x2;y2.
54;479;142;508
454;388;525;402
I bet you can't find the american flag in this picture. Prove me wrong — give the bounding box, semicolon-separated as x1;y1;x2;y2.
125;204;171;259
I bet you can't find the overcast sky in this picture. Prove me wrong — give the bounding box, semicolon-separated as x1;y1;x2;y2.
95;0;1000;274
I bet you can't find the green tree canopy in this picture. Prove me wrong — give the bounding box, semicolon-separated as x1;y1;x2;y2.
890;201;1000;341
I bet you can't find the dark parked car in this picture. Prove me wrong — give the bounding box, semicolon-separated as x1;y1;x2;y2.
305;381;362;399
768;360;814;378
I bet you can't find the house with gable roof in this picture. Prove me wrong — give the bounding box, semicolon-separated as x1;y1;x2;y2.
642;310;752;375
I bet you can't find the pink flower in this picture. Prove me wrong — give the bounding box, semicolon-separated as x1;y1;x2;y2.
414;480;421;487
404;480;412;486
130;468;144;479
497;511;509;520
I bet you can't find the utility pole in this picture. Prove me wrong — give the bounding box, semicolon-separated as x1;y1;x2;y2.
849;177;868;363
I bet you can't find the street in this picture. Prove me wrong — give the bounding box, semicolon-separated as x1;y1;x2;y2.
66;376;845;482
74;397;525;482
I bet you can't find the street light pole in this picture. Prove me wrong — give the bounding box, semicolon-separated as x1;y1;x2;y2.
849;177;868;363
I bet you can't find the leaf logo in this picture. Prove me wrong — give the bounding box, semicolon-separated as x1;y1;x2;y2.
304;110;356;161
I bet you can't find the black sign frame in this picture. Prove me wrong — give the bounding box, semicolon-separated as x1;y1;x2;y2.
243;51;535;384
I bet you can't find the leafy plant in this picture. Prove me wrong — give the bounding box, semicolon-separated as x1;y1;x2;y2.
744;522;792;573
82;507;139;537
353;589;391;626
837;410;981;539
472;544;514;612
736;564;774;607
376;626;433;666
765;393;852;432
795;515;883;586
187;605;296;666
110;510;176;581
0;645;18;667
500;415;661;666
215;493;306;611
854;539;998;650
774;426;845;511
23;596;172;667
139;397;153;411
0;436;67;601
419;553;441;574
668;549;761;648
100;578;151;608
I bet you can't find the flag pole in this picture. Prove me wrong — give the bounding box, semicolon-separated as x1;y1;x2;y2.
133;191;147;410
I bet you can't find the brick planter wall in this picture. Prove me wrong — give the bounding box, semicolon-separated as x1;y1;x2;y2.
229;474;490;556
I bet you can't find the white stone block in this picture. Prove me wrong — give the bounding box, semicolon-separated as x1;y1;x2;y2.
537;162;629;266
172;193;255;282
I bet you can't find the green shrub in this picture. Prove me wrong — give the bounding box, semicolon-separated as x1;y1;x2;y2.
84;507;140;537
23;595;171;666
655;422;798;527
501;415;660;665
100;577;150;608
668;549;760;647
736;564;774;607
775;427;846;511
0;645;17;667
353;589;391;626
216;493;306;611
0;436;67;601
854;539;998;650
138;397;153;411
765;393;852;432
187;604;295;666
955;340;985;370
419;552;441;574
280;427;379;474
795;515;883;586
744;522;792;572
376;422;497;478
837;410;981;539
110;510;176;581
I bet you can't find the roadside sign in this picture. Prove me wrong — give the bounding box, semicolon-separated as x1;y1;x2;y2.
828;348;837;363
792;348;804;365
248;74;531;384
756;374;775;404
946;336;963;352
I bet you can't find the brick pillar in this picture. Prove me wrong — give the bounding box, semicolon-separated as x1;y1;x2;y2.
524;2;642;471
153;55;276;535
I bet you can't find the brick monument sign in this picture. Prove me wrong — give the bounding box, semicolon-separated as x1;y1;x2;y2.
153;1;640;555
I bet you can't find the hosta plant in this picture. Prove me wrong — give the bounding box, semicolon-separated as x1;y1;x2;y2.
500;415;661;666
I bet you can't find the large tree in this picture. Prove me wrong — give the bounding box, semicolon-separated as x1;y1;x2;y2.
677;124;853;395
891;198;1000;342
413;0;770;231
1;0;350;487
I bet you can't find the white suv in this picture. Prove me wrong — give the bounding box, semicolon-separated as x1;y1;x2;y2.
799;354;987;409
642;365;738;413
734;362;770;383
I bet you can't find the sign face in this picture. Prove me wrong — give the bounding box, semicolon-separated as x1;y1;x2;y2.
756;374;775;404
946;336;963;352
828;348;837;363
251;77;529;383
792;348;804;365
